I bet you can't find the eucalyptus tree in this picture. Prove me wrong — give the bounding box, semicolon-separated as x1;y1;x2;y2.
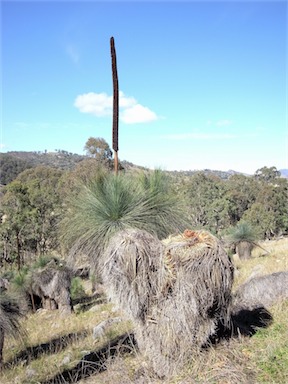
0;180;33;269
0;154;32;185
15;166;64;255
0;166;64;266
84;137;113;166
183;172;229;234
60;159;110;203
272;178;288;236
243;177;288;239
254;166;281;183
225;174;258;226
242;202;276;240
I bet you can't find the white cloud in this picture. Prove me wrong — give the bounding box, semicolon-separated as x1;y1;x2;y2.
74;91;158;124
74;92;112;116
119;91;137;108
121;104;158;124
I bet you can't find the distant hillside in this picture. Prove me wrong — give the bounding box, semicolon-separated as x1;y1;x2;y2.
2;150;284;185
1;150;85;168
0;150;248;185
0;150;85;185
167;168;247;180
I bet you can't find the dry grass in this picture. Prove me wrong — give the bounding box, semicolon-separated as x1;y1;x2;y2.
0;302;132;384
232;237;288;288
0;238;287;384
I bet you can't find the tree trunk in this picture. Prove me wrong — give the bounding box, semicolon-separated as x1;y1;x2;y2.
114;150;119;174
236;241;254;260
30;289;36;313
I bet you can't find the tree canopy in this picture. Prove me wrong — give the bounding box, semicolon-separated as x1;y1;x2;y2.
84;137;113;163
0;166;64;268
254;166;281;183
0;157;287;270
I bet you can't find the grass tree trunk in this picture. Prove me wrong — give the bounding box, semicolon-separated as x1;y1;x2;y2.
110;36;119;175
236;241;254;260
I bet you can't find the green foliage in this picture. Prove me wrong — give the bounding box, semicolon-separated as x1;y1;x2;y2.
0;154;33;185
61;170;188;270
0;151;287;273
0;166;65;266
273;179;288;235
254;166;281;182
84;137;113;163
242;178;288;239
11;268;31;293
0;180;33;269
225;174;258;225
62;159;108;195
0;151;85;177
12;272;27;289
0;270;14;281
33;255;55;269
182;170;287;238
70;277;86;300
226;221;259;245
183;172;230;234
137;168;169;192
243;202;276;240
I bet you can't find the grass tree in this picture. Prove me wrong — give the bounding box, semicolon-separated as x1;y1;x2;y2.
0;292;26;368
102;227;234;376
226;221;259;259
61;170;189;272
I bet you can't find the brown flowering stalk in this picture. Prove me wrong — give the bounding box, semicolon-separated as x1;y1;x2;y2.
110;37;119;175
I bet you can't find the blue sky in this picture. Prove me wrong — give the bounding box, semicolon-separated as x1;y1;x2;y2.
1;0;287;174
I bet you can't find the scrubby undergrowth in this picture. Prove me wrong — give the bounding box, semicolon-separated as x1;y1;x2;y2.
0;238;287;384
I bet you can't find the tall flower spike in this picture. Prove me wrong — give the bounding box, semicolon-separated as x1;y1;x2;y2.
110;37;119;174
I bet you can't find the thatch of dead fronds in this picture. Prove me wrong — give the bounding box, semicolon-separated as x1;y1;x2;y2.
31;260;73;314
0;279;9;293
233;271;288;311
0;292;27;367
162;229;234;324
102;228;234;377
102;228;166;323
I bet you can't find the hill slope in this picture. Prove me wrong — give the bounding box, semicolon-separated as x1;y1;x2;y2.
0;151;85;185
2;151;286;185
